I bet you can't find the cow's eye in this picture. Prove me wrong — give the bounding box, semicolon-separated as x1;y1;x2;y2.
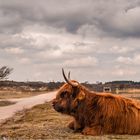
60;91;67;98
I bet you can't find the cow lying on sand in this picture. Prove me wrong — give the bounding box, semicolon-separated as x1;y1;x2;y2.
52;69;140;136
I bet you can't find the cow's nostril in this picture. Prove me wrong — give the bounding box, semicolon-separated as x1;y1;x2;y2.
52;99;55;103
52;100;56;106
52;102;55;106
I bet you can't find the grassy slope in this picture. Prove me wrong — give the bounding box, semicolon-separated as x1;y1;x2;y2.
0;102;139;140
0;102;95;139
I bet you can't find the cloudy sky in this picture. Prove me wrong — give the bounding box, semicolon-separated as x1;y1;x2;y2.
0;0;140;83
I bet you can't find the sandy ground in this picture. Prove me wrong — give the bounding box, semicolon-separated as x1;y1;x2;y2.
0;91;56;121
1;92;140;139
1;99;140;139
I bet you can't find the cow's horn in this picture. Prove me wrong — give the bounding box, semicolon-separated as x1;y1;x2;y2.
68;71;71;79
62;68;78;87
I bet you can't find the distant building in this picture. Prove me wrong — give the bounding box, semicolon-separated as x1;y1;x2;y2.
103;86;112;93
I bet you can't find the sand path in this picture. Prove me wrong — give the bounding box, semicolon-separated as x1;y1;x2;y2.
0;91;56;121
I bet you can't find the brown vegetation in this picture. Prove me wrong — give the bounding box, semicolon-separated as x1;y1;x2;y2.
0;81;62;99
0;102;140;139
0;102;93;139
0;90;49;99
0;100;15;107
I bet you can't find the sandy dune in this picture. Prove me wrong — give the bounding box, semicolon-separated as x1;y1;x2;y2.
0;91;56;121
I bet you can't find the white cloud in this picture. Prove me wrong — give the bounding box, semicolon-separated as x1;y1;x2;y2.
0;0;140;82
111;68;136;77
116;54;140;65
64;56;98;68
110;45;134;54
111;7;140;35
33;72;41;80
18;58;30;64
4;47;24;54
116;56;132;64
133;54;140;64
38;49;62;60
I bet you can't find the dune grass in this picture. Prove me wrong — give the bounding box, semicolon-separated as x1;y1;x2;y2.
0;102;95;139
0;90;49;99
0;102;140;139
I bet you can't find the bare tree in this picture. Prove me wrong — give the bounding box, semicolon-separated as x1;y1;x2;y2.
0;66;13;80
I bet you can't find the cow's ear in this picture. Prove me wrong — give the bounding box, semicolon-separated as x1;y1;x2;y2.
77;90;85;101
71;87;79;99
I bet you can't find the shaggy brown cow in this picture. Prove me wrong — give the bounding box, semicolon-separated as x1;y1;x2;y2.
52;69;140;136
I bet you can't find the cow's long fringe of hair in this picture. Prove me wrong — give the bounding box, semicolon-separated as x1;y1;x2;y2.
76;85;140;134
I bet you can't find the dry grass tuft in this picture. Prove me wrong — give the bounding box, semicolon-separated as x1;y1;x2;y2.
0;100;16;107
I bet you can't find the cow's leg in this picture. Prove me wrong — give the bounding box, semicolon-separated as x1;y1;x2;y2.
68;119;82;131
68;120;75;130
82;125;103;136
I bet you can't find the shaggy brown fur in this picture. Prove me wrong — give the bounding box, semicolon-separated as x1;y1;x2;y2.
52;81;140;136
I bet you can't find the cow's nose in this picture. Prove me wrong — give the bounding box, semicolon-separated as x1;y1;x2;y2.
52;99;56;106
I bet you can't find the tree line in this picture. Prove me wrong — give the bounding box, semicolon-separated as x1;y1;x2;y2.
1;66;140;92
